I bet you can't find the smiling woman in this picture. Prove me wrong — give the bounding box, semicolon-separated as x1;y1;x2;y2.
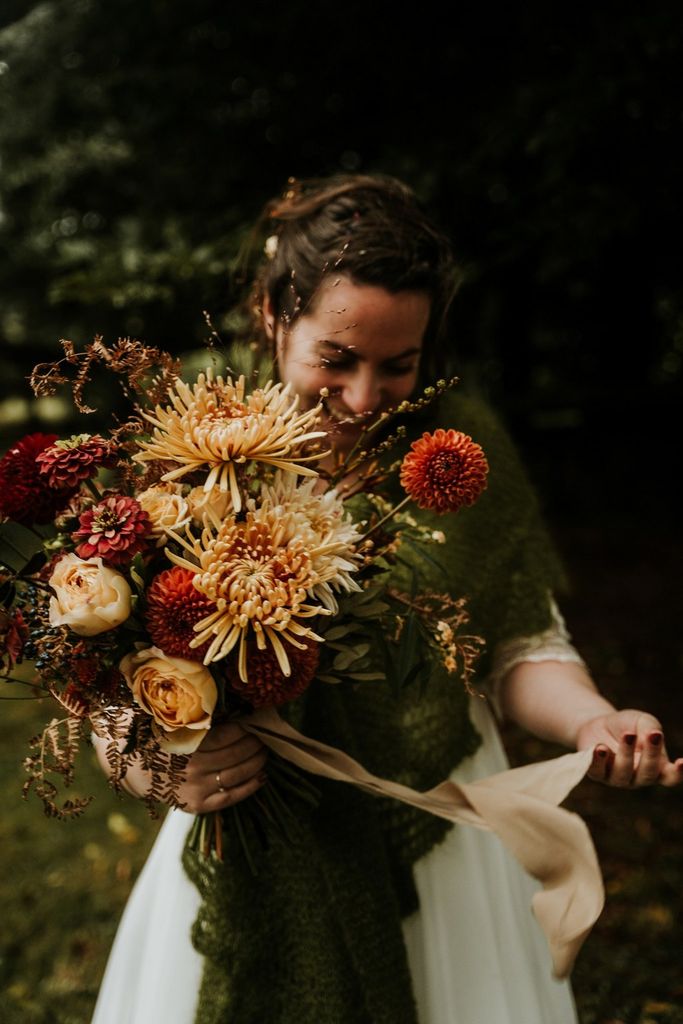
90;174;681;1024
266;278;429;453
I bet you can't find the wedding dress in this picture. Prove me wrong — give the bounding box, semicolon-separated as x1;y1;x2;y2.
91;609;584;1024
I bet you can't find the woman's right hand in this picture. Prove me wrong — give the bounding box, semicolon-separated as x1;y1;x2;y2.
176;721;268;814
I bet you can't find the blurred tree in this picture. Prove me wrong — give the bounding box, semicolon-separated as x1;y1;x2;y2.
0;1;681;518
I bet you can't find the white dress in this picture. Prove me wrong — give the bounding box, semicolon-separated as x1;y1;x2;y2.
91;708;581;1023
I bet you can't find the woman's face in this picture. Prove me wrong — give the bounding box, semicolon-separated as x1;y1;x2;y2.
273;276;431;454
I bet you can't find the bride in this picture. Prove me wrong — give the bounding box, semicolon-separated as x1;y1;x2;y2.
91;174;681;1024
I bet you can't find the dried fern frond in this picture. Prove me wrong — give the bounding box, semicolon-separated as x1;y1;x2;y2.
30;336;181;414
23;716;92;819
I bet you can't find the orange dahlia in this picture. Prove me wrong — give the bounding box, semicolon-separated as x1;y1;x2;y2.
224;636;320;708
399;429;488;514
145;567;216;661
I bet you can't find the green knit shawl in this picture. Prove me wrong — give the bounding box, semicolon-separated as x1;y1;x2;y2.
183;390;566;1024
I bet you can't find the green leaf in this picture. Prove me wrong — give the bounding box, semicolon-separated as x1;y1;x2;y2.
333;643;371;671
324;623;360;641
353;600;390;618
0;579;17;609
401;535;448;579
346;671;386;681
19;550;49;577
400;659;427;691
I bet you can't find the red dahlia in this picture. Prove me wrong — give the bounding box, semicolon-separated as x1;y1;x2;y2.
224;637;320;708
74;495;152;565
145;567;216;661
37;433;116;489
399;429;489;514
0;433;78;525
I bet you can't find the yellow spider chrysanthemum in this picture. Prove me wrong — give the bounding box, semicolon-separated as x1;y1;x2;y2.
134;370;327;511
165;478;363;682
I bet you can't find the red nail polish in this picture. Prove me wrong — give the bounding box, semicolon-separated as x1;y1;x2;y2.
596;748;608;758
649;732;662;746
623;733;636;745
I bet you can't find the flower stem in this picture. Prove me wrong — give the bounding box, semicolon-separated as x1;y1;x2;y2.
85;478;103;501
360;495;412;540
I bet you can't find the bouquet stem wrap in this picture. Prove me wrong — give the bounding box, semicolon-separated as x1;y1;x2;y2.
242;706;603;979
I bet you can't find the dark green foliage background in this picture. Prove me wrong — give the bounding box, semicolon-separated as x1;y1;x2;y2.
1;3;681;1022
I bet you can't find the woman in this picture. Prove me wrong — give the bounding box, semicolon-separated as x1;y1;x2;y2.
92;175;681;1024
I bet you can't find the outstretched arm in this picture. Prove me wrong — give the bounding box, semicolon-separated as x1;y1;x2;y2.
499;659;683;787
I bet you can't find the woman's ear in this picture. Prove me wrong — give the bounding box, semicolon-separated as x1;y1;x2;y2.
262;293;276;341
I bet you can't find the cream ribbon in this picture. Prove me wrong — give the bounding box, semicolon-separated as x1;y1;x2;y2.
242;706;604;979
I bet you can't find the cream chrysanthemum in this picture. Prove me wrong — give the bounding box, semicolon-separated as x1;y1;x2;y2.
258;472;363;611
134;370;327;511
165;478;362;681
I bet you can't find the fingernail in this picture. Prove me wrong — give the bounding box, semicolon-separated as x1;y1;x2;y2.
596;747;608;758
649;732;662;746
623;733;636;746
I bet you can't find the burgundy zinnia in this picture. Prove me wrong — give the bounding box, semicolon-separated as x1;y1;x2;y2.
145;567;216;661
37;433;116;489
74;495;152;565
224;637;320;708
0;433;78;525
399;429;489;514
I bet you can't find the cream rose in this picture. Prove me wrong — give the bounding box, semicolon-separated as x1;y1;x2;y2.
49;554;132;636
119;646;217;754
186;484;232;527
137;483;191;545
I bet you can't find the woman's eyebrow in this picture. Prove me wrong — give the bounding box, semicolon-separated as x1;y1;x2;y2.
318;339;421;360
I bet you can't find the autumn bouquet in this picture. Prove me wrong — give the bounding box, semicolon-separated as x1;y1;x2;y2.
0;338;488;862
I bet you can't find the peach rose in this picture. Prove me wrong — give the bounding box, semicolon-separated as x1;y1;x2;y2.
137;483;191;545
119;646;217;753
186;484;232;527
49;553;132;636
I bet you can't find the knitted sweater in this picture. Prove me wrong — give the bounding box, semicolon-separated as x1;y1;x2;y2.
183;390;566;1024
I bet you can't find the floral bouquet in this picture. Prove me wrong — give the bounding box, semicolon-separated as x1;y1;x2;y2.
0;337;488;860
0;338;608;977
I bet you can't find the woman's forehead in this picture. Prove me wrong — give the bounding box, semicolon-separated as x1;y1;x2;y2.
298;276;431;352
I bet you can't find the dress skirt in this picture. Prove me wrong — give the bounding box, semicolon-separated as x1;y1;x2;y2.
91;696;578;1024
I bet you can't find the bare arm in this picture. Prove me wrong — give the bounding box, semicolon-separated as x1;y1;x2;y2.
500;659;683;787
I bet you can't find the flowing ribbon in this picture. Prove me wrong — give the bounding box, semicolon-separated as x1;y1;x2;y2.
242;706;604;979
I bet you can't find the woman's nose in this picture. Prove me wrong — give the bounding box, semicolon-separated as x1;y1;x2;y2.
342;371;381;415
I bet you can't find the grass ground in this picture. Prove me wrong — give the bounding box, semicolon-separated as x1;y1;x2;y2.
0;525;680;1023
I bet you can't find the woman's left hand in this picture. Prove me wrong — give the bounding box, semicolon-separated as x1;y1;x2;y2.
576;709;683;787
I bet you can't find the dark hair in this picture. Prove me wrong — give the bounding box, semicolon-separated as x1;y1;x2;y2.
251;174;460;380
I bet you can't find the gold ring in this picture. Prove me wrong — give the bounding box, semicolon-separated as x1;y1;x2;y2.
216;770;226;793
